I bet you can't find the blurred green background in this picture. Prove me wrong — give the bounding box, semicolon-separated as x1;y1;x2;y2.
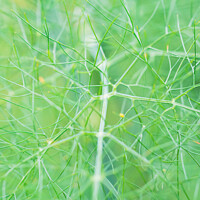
0;0;200;199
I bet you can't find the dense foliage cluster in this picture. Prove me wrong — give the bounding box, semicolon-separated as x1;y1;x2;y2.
0;0;200;199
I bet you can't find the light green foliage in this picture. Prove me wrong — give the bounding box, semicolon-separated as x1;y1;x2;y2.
0;0;200;199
